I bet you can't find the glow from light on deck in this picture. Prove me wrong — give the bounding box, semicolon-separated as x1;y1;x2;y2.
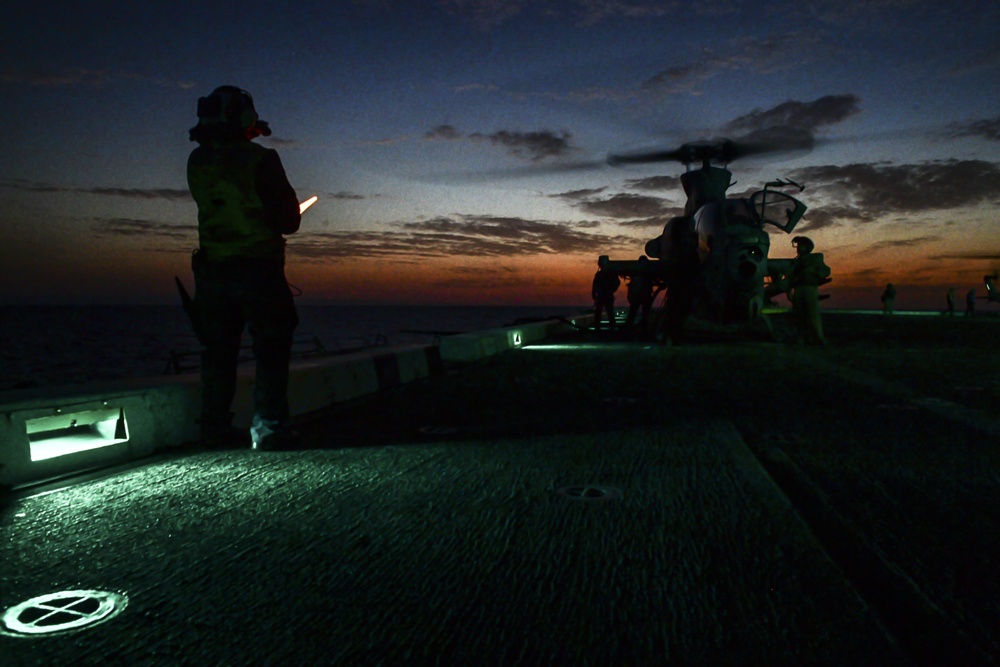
26;408;129;462
522;344;630;352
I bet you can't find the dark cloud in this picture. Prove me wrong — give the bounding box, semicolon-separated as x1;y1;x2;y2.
725;95;861;134
90;218;196;250
616;215;675;229
944;116;1000;142
469;130;578;161
642;33;824;95
790;159;1000;219
88;187;192;201
644;62;733;96
851;267;893;278
4;180;191;201
867;235;940;252
288;214;634;262
549;184;681;222
549;187;607;201
721;95;862;152
425;124;463;140
624;175;681;191
928;253;1000;261
575;193;675;219
289;231;431;262
329;191;367;200
796;204;873;231
423;125;581;161
93;218;195;236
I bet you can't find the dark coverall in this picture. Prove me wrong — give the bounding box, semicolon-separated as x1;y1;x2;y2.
789;252;830;345
187;136;301;440
663;221;700;343
592;268;620;330
624;271;655;333
881;283;896;315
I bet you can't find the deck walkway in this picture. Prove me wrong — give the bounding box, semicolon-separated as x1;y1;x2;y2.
2;312;998;665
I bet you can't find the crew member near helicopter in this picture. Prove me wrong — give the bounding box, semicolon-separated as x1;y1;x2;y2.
592;256;621;331
624;256;656;336
187;85;301;451
787;236;830;345
661;216;700;344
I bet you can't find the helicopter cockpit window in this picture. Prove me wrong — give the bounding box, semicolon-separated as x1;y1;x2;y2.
751;190;807;233
725;199;753;225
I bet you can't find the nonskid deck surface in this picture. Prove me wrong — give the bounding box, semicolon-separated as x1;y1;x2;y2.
2;312;997;665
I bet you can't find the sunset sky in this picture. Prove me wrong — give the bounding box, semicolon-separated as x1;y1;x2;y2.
2;0;998;309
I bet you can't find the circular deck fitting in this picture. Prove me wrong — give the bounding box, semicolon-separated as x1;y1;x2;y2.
556;485;622;502
417;426;461;437
1;590;128;637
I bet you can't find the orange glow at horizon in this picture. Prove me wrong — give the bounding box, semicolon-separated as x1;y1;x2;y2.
284;253;598;306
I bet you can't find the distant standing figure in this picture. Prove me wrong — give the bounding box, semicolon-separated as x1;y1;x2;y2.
945;287;956;317
966;288;976;317
788;236;831;345
592;256;621;331
624;256;655;335
881;283;896;315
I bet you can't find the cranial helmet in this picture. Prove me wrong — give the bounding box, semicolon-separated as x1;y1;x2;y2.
190;86;271;142
792;236;814;253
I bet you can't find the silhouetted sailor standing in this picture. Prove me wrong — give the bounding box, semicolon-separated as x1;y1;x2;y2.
788;236;830;346
881;283;896;315
624;255;655;335
592;256;620;331
187;86;301;450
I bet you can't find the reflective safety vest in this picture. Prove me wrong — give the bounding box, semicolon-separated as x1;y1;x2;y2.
789;252;831;288
187;139;296;261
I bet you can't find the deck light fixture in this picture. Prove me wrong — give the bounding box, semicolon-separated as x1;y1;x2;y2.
25;407;129;462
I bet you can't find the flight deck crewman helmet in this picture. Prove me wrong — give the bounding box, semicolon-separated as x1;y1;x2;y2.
792;236;814;253
189;86;272;142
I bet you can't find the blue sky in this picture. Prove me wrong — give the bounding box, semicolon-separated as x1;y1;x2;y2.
2;0;998;307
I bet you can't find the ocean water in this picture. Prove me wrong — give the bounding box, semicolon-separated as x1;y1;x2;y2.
0;304;587;390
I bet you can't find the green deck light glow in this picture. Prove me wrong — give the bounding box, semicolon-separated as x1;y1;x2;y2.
522;343;623;352
26;407;129;462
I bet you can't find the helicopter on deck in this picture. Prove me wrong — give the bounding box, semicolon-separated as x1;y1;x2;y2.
598;139;818;334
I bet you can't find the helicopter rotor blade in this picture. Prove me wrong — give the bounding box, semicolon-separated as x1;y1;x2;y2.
606;147;690;166
607;130;819;167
